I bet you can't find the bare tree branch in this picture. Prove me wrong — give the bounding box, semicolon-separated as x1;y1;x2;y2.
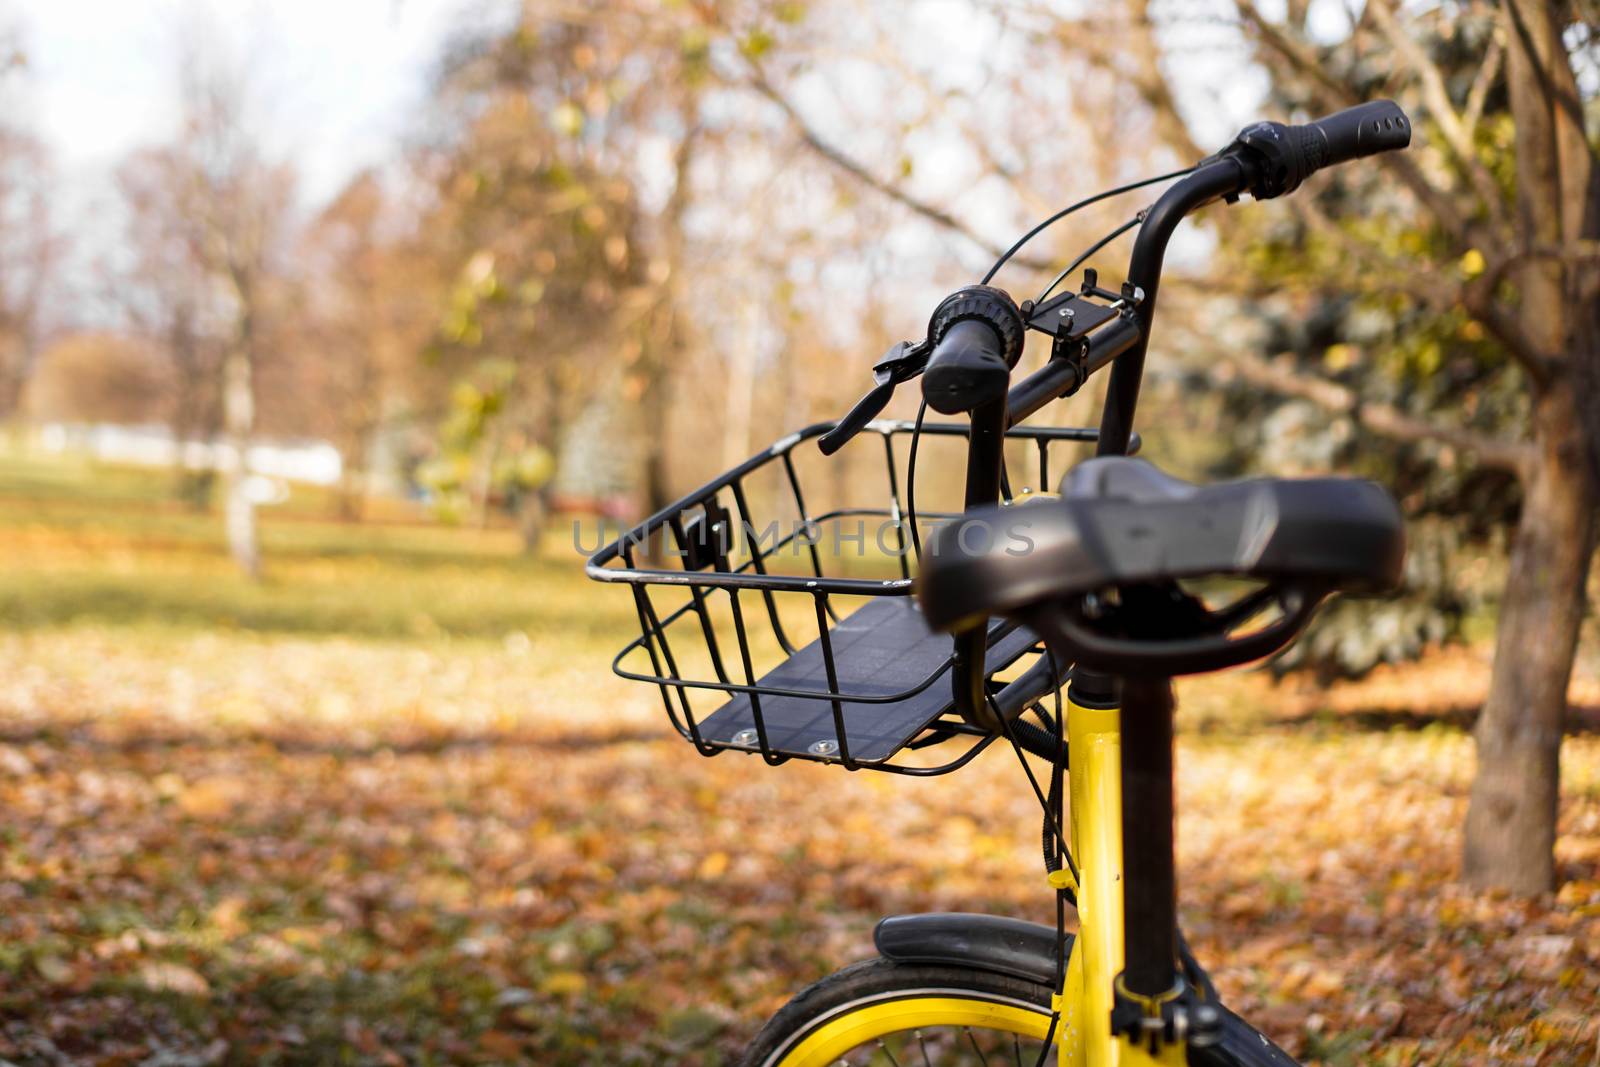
1281;195;1559;381
1215;349;1534;474
740;69;1049;270
1460;239;1600;381
1367;0;1508;230
1463;27;1504;132
1232;0;1482;249
1122;0;1215;166
1012;2;1214;167
1227;0;1573;385
866;45;1053;222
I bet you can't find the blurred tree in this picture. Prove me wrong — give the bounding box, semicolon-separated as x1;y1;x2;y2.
421;1;924;544
0;31;61;422
417;3;720;548
114;149;226;507
297;172;440;520
114;41;298;576
1056;0;1596;893
416;358;556;532
178;59;297;579
22;332;171;425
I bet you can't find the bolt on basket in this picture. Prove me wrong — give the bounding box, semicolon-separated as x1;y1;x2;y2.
586;419;1115;775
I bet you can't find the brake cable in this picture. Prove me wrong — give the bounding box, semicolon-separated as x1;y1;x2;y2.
984;667;1075;1067
1039;647;1069;1067
905;170;1189;565
980;166;1195;285
987;687;1075;882
900;176;1169;1062
1034;211;1147;306
898;176;1158;1060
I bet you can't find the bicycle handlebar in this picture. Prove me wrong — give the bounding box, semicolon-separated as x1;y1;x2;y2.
1308;99;1413;164
1230;99;1412;200
820;100;1412;728
1097;99;1411;455
932;101;1413;427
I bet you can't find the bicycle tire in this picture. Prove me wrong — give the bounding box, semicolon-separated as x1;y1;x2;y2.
740;956;1301;1066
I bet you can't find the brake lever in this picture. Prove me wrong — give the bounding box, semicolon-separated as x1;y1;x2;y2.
817;339;929;455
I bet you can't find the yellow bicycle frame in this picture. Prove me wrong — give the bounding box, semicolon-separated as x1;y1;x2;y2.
769;694;1191;1067
1057;696;1185;1066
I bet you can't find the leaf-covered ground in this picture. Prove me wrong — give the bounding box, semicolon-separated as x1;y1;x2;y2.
0;455;1597;1065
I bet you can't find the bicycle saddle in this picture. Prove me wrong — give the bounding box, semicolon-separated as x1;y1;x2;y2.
916;457;1404;674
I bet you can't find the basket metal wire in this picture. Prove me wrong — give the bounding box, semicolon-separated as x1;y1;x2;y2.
586;419;1108;774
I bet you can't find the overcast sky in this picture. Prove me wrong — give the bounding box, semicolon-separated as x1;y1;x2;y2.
12;0;1277;328
19;0;477;208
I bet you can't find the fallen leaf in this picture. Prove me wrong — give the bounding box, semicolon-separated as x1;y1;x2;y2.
138;961;211;997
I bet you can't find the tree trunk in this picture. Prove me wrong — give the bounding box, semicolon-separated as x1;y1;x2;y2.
221;341;260;578
169;309;217;510
0;354;27;421
1462;0;1600;893
517;487;548;555
336;469;363;522
636;347;674;568
636;99;698;565
1463;387;1597;892
335;420;370;522
335;354;380;522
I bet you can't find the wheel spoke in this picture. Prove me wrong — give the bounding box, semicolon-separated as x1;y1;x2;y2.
964;1027;993;1067
814;1026;1053;1066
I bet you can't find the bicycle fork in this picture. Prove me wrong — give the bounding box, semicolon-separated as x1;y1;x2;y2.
1056;674;1188;1066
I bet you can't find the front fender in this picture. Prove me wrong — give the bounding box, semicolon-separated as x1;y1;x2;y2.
873;912;1065;986
873;912;1301;1067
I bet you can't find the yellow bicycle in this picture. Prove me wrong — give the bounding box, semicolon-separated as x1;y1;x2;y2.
590;100;1413;1066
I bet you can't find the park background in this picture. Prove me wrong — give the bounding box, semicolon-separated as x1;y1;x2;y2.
0;0;1597;1063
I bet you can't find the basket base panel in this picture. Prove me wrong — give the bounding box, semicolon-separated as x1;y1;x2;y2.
693;598;1037;763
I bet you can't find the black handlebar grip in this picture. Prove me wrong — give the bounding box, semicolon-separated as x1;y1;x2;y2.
919;285;1026;416
1232;100;1410;199
1305;99;1411;167
922;320;1011;415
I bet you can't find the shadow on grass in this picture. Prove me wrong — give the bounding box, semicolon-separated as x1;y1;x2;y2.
0;721;668;758
1267;703;1600;736
0;570;639;641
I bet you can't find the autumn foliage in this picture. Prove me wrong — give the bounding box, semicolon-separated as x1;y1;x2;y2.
0;458;1597;1065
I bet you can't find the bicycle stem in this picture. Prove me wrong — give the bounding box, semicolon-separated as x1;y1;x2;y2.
994;160;1254;1008
1085;160;1254;1020
952;394;1008;725
956;156;1256;726
1096;157;1254;458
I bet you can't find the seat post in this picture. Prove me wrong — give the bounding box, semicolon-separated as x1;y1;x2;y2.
1118;674;1179;998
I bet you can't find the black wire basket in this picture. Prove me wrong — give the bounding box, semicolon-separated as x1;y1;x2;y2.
586;419;1109;775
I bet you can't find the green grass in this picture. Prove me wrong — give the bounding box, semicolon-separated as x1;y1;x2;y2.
0;451;631;642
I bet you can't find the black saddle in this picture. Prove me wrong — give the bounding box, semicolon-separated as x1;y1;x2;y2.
916;457;1405;674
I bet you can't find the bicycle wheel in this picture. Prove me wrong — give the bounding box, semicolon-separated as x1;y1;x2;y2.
741;957;1055;1067
741;956;1304;1067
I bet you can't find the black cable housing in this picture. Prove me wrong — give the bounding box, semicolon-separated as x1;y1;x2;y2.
980;166;1195;285
1035;212;1145;305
